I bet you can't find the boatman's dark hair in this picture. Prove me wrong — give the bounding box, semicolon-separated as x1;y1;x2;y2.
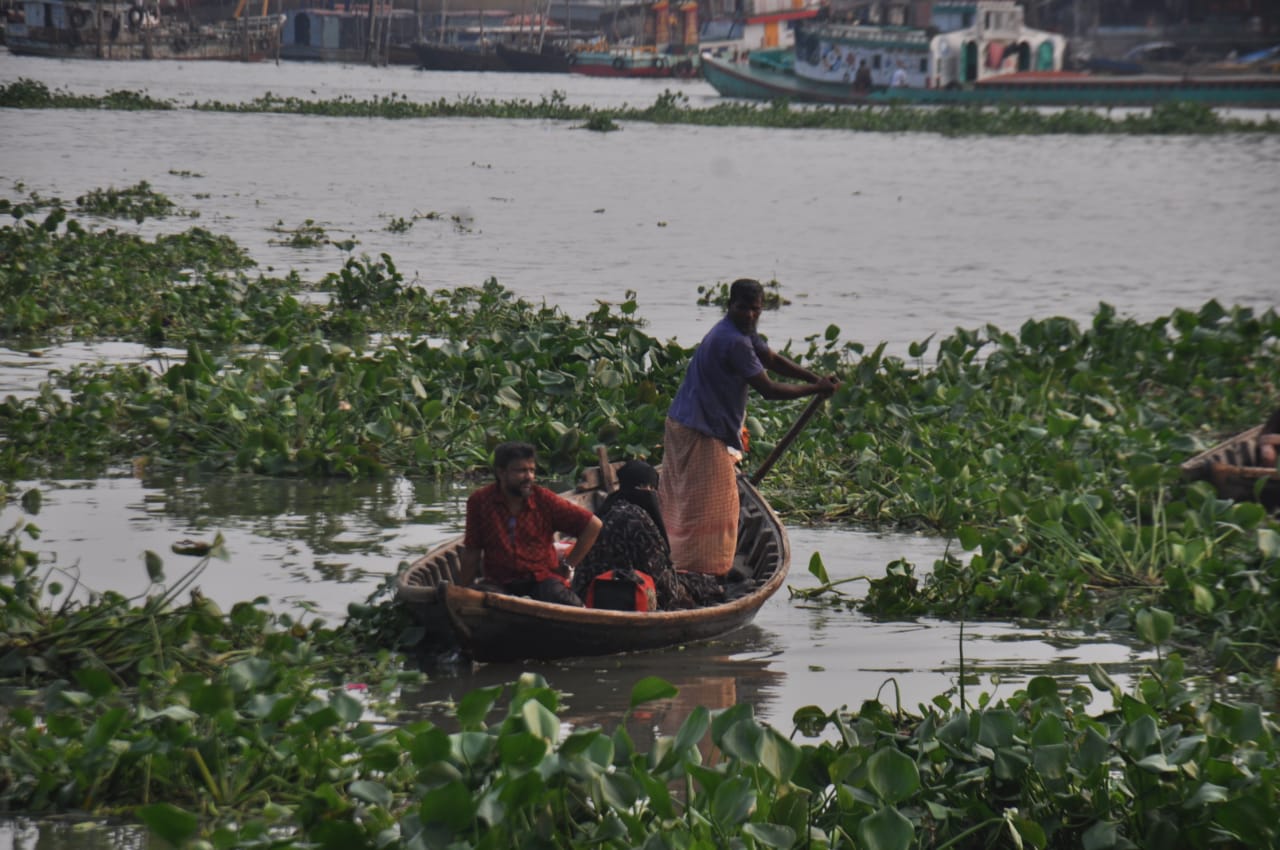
729;278;763;305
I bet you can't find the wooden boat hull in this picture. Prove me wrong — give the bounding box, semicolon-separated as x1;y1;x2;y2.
1180;424;1280;509
699;53;1280;108
396;469;790;662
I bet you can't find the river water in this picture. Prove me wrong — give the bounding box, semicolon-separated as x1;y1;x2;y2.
2;50;1279;848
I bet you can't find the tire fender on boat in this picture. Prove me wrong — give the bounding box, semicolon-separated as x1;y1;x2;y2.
69;7;89;28
612;56;626;70
654;56;667;70
566;52;577;65
127;5;144;28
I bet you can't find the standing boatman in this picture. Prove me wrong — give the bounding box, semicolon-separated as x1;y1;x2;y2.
658;279;839;577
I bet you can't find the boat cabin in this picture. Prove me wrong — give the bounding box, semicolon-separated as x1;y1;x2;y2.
282;4;420;62
929;0;1065;87
793;22;931;87
699;0;822;58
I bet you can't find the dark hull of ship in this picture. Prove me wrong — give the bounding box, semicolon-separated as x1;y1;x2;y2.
494;42;570;73
415;41;505;71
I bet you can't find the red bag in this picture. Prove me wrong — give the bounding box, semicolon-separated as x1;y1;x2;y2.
585;570;657;611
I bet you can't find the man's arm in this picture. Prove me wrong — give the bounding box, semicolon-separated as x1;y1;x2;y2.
562;515;602;572
761;349;822;383
746;349;840;401
459;546;481;586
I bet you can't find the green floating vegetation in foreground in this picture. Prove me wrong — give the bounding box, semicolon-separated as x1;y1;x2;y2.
3;77;1278;135
1;519;1278;850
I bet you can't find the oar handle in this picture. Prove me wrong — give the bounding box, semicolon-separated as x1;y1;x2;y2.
596;444;619;492
749;394;827;486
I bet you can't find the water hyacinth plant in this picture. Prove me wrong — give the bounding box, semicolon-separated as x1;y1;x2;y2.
2;519;1277;849
74;180;188;222
4;78;1279;137
2;188;1280;848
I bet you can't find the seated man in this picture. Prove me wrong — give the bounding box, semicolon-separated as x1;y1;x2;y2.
459;441;602;606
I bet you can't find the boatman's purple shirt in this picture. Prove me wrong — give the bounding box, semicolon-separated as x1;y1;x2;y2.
667;316;770;451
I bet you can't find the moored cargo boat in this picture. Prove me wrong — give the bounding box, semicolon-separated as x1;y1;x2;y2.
6;0;282;60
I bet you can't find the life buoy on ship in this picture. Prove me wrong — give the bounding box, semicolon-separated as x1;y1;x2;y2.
612;56;626;71
127;5;144;29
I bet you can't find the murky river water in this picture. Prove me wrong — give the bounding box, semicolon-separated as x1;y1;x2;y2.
2;50;1278;847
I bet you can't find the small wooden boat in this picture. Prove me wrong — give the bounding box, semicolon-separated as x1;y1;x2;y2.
1180;422;1280;510
396;464;790;662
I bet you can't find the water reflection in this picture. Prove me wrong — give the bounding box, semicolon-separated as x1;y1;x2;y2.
0;472;459;614
402;623;787;751
1;474;1152;726
0;342;182;401
0;820;149;850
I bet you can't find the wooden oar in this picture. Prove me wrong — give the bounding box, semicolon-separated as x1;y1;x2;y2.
749;394;827;486
596;444;619;492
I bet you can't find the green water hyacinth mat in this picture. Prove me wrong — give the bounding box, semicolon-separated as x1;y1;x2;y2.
3;194;1280;670
0;528;1276;850
3;78;1279;136
3;187;1280;848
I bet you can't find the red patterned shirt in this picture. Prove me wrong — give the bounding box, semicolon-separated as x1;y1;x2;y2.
463;483;595;586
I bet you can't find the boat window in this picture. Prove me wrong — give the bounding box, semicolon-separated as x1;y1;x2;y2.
302;13;316;45
1036;41;1054;71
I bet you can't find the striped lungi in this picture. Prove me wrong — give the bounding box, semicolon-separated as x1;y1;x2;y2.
658;417;739;576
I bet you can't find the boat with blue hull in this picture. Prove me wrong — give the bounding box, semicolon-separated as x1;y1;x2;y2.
702;50;1280;108
700;2;1280;110
703;50;1280;109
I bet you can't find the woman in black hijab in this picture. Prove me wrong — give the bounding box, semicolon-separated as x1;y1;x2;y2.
571;460;721;610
